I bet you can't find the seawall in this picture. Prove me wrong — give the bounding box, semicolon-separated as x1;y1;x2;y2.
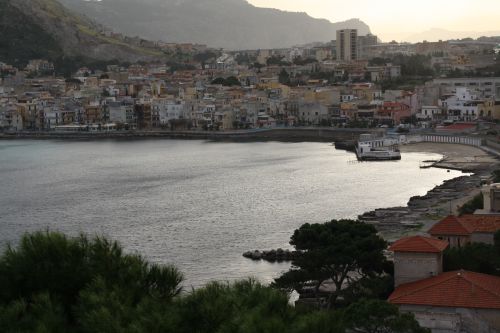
0;128;386;142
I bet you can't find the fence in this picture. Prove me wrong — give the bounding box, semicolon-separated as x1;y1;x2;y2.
404;135;482;147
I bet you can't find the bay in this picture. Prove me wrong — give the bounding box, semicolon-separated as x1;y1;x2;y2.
0;140;462;287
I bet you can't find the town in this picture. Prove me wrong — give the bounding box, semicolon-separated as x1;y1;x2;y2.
1;30;500;134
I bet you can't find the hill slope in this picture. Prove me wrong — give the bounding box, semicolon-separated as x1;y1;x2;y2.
0;0;163;67
59;0;371;50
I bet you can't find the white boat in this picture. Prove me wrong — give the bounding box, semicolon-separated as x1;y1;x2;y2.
355;134;401;161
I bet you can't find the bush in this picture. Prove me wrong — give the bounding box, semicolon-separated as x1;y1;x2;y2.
458;193;484;215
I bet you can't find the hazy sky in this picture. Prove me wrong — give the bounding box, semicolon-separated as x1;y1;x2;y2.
247;0;500;41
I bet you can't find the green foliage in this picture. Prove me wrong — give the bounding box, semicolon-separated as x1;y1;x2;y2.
0;231;183;331
392;54;434;77
293;57;318;66
495;230;500;254
274;220;389;307
458;193;484;215
0;1;62;67
279;68;290;85
211;76;241;86
368;57;390;66
193;51;219;64
493;169;500;183
0;231;427;333
167;61;196;73
443;243;500;276
266;55;291;66
344;299;430;333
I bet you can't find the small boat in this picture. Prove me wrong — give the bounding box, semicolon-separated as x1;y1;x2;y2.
355;134;401;161
356;142;401;161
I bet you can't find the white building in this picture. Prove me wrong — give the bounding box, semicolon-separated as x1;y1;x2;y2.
433;77;500;99
416;106;443;121
439;87;480;121
152;100;185;126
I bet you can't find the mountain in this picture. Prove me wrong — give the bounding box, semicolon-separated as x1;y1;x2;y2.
0;0;164;68
59;0;371;50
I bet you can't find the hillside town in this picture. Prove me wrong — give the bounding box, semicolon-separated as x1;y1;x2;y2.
1;30;500;134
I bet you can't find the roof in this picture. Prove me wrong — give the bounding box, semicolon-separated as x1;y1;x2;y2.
428;215;474;236
389;236;448;253
460;215;500;233
389;270;500;310
439;123;476;131
429;215;500;236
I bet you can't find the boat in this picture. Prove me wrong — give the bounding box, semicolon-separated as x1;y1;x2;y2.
355;134;401;161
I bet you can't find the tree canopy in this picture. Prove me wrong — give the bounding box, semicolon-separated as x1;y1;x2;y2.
443;242;500;276
274;220;389;307
0;231;427;333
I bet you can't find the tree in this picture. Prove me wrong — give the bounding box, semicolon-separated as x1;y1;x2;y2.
274;220;389;307
0;231;183;330
211;76;241;86
443;243;500;276
458;193;483;215
495;230;500;254
344;299;430;333
278;68;290;85
0;231;429;332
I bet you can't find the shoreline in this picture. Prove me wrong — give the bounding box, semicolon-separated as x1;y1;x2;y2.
360;142;499;241
1;134;497;247
244;142;500;260
0;128;385;143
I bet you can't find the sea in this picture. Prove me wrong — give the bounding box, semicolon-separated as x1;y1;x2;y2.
0;139;463;288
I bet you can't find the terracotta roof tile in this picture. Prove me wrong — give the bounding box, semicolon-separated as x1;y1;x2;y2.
389;271;500;310
389;236;448;253
429;215;500;236
461;215;500;233
428;215;475;236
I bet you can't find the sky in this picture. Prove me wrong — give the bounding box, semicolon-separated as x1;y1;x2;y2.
247;0;500;42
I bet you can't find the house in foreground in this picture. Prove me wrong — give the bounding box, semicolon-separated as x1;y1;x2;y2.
388;235;500;332
428;215;500;248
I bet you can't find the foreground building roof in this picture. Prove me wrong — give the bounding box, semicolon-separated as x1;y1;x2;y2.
429;215;500;236
388;235;448;253
389;270;500;310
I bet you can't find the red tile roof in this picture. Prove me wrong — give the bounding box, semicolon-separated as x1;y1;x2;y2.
429;215;500;236
428;215;474;236
461;215;500;233
389;270;500;310
439;123;476;131
389;236;448;253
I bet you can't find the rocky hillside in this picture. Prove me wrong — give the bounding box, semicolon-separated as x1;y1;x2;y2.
59;0;371;50
0;0;164;67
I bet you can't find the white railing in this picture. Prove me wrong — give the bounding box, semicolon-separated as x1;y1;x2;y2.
403;135;482;147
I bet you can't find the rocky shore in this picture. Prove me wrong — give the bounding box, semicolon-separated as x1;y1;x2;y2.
242;142;500;262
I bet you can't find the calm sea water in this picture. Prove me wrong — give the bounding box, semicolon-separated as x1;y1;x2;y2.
0;140;462;287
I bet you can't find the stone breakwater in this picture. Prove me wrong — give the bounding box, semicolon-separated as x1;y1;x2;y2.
358;172;487;240
243;249;299;262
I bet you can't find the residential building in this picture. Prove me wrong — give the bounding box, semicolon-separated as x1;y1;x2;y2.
416;106;443;121
389;236;448;287
336;29;358;62
433;77;500;99
390;270;500;333
429;215;500;247
389;235;500;332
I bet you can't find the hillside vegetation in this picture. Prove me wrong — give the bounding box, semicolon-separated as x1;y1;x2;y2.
0;0;164;69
